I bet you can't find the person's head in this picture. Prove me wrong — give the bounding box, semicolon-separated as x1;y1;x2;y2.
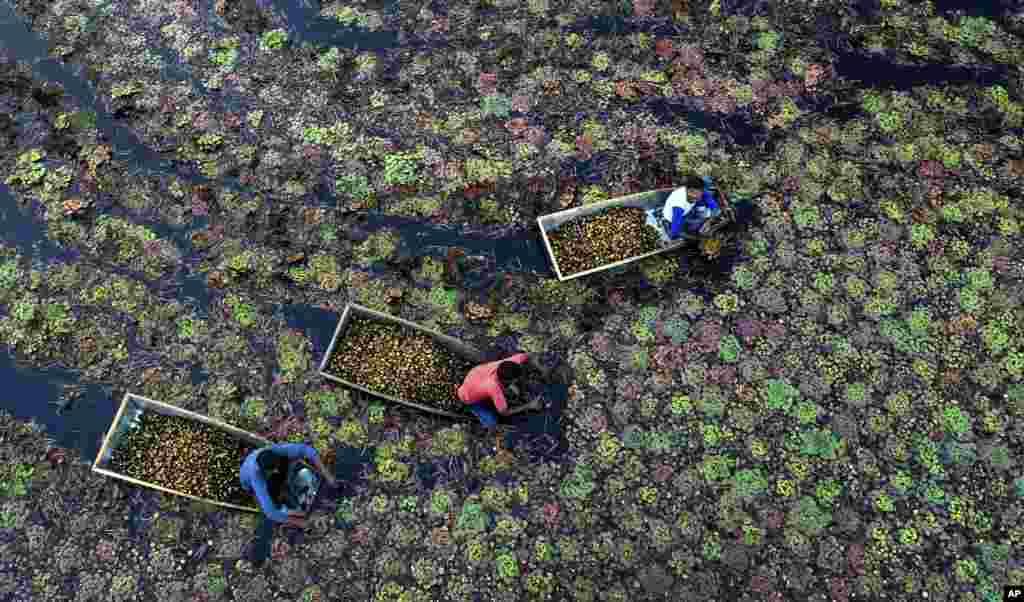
497;361;524;384
257;449;291;504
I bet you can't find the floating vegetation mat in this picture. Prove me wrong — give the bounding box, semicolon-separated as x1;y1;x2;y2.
548;207;665;276
107;412;254;506
327;317;476;413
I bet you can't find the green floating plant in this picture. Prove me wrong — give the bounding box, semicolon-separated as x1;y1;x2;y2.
763;378;799;413
382;152;420;188
798;428;842;460
0;463;34;497
495;550;519;580
456;502;488;532
260;28;289;51
731;468;769;501
788;495;832;536
814;478;843;507
481;94;513;119
718;334;742;363
560;463;596;500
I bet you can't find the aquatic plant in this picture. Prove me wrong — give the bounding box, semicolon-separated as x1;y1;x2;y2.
456;502;488;533
260;29;289;51
241;397;266;420
560;463;595;500
223;294;258;328
0;464;34;497
718;334;742;364
763;378;799;413
336;420;368;447
495;550;519;581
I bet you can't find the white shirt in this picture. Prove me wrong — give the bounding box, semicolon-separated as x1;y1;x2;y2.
662;187;694;223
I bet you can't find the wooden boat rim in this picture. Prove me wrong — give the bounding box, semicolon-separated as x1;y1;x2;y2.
536;187;707;281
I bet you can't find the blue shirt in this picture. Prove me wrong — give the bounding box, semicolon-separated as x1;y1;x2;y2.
669;190;720;238
239;443;319;523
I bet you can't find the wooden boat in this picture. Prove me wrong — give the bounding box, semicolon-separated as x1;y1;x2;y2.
537;187;734;281
92;392;272;513
318;303;542;419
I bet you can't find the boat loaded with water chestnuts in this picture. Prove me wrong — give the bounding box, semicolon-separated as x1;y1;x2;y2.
537;187;736;281
319;303;543;419
93;393;271;512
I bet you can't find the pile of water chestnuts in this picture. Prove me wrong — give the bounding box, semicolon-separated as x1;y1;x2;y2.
328;317;474;412
548;207;663;276
108;411;253;505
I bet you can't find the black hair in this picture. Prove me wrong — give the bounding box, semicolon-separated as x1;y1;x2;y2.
257;449;291;504
681;175;704;189
497;361;524;383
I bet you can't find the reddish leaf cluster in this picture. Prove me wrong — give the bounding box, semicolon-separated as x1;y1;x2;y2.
830;577;851;602
223;112;242;129
351;525;371;545
762;509;784;530
707;364;737;386
692;319;723;353
633;0;656;17
750;574;773;593
653;344;686;370
655;39;676;60
590;332;611;356
847;542;866;576
511;95;532;112
623;126;659;158
477;72;498;96
430;16;449;33
266;416;304;441
505;117;529;137
652;464;674;482
735;318;761;341
804;63;831;92
918;160;946;179
588;410;608;433
575;134;595;161
524;126;547;148
271;538;290;561
541;502;560;530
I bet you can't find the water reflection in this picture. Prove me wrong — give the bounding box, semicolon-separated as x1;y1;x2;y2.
0;350;116;461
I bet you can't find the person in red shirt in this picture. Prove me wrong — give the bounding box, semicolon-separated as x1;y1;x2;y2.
458;353;551;429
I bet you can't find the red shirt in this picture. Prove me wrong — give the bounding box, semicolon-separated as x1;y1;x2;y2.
457;353;529;414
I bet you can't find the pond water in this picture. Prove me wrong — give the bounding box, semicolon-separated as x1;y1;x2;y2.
0;0;1012;470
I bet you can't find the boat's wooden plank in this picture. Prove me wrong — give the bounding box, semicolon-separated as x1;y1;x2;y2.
92;392;133;472
537;188;699;281
318;303;484;419
93;467;260;513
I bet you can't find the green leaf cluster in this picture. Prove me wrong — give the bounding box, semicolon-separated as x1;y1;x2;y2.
763;378;799;412
0;463;34;497
559;463;595;500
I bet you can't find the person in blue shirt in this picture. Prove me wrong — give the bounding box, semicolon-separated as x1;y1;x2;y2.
239;443;336;529
662;175;724;239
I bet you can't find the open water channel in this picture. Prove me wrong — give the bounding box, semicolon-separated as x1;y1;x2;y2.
0;0;1014;477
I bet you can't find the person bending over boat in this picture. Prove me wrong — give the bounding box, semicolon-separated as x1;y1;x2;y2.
239;443;336;528
662;175;725;239
458;353;552;430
